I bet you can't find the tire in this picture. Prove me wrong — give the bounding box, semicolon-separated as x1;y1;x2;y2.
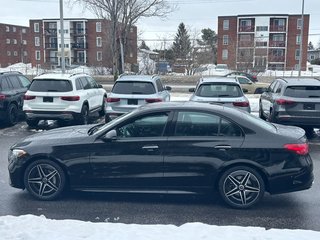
218;166;265;209
5;104;18;126
23;159;66;201
99;100;106;117
267;108;276;123
258;102;266;120
105;114;111;123
78;105;89;125
26;119;39;128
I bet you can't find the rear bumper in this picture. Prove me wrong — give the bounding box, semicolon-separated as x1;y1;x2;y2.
25;111;76;121
275;114;320;127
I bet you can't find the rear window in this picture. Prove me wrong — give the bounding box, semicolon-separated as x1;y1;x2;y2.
29;79;73;92
112;81;156;95
284;86;320;98
196;83;243;97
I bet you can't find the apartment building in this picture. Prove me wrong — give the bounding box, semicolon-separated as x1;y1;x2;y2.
28;18;137;70
217;14;310;71
0;23;30;68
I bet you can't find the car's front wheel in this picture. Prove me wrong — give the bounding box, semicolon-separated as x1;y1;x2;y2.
78;105;89;125
218;166;265;209
259;102;266;120
6;104;18;126
24;159;66;200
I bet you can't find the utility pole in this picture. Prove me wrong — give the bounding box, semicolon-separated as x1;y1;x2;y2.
298;0;305;77
60;0;65;74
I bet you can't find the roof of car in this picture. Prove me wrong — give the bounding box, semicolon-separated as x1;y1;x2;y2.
116;74;159;82
278;77;320;86
33;73;89;80
199;76;240;84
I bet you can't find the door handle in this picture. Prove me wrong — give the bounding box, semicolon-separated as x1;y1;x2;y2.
214;145;231;150
142;145;159;150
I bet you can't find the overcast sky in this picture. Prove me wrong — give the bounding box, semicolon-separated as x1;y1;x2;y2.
1;0;319;49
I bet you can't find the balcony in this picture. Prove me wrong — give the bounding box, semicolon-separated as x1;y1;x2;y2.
70;28;87;35
46;57;59;64
238;41;254;47
45;43;58;49
71;57;87;65
71;43;88;49
269;56;285;62
270;25;286;32
269;41;286;47
239;25;255;32
44;28;57;36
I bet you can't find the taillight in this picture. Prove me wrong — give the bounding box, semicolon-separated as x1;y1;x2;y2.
233;101;249;107
24;95;36;100
107;97;120;103
0;94;6;100
284;143;309;155
276;99;295;105
145;98;163;103
60;96;80;101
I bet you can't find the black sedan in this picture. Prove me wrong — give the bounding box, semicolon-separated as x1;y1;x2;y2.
8;102;313;209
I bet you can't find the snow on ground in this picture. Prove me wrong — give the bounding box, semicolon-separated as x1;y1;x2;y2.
0;215;320;240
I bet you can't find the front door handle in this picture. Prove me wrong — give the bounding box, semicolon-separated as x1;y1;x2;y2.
142;145;159;150
214;145;231;151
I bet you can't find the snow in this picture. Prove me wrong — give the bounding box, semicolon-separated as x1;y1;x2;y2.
0;214;319;240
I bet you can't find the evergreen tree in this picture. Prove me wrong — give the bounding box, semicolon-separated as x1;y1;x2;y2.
172;23;191;60
200;28;217;49
308;41;314;50
139;40;150;50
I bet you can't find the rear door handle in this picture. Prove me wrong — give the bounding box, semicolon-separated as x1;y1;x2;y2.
142;145;159;150
214;145;232;150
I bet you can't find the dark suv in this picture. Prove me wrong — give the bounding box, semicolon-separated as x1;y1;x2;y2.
0;72;31;126
259;77;320;135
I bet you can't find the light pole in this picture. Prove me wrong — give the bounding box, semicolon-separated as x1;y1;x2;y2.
60;0;65;74
298;0;305;77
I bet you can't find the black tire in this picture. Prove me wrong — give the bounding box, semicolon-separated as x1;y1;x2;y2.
304;127;315;138
23;159;66;201
26;119;39;128
5;104;18;126
105;114;111;123
258;102;266;120
99;100;106;117
78;105;89;125
267;108;276;123
218;166;265;209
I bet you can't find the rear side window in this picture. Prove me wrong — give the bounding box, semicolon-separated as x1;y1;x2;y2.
8;75;22;89
284;86;320;98
112;81;156;94
17;75;31;87
0;78;12;91
29;79;73;92
196;83;243;97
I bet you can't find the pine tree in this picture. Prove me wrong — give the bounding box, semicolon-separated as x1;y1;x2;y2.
139;40;150;50
172;23;191;60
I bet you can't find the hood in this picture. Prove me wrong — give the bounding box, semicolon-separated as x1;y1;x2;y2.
12;124;95;149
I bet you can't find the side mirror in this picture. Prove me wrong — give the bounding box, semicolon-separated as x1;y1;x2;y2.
189;88;195;93
242;88;248;93
102;129;117;141
165;85;172;91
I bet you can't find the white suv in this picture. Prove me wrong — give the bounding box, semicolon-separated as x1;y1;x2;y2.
23;73;106;127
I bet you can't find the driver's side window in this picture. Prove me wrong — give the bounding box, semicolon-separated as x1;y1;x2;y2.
117;112;169;138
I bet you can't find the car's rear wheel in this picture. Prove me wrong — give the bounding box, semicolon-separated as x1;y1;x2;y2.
268;108;276;123
105;114;111;123
24;159;66;200
218;166;265;209
6;104;18;126
78;105;89;125
26;119;39;128
99;100;106;117
258;102;266;120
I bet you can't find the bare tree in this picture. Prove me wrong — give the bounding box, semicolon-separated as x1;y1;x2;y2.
69;0;173;77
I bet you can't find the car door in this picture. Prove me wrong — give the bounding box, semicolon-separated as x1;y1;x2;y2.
156;79;170;101
163;110;245;192
261;81;280;117
79;77;96;109
88;111;172;189
87;76;101;109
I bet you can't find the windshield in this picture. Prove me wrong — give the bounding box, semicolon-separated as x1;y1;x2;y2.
196;83;243;97
112;81;156;94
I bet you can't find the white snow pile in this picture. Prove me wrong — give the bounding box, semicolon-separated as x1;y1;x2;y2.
0;215;319;240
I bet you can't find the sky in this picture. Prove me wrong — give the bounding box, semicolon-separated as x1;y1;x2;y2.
1;214;320;240
0;0;320;49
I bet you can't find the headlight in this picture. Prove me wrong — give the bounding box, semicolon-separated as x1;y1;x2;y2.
8;149;27;162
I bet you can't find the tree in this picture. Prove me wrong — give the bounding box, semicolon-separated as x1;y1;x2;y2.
308;41;314;50
70;0;173;77
139;40;150;50
196;28;217;65
172;23;191;60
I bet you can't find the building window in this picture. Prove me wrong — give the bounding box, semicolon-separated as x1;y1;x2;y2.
34;22;40;32
14;51;18;56
222;49;228;60
22;40;27;45
296;34;301;44
7;51;11;56
35;51;41;60
13;27;16;32
130;52;133;58
23;51;28;56
96;22;102;32
97;51;102;61
35;37;40;47
13;39;17;44
256;26;268;31
223;20;229;30
6;39;10;44
295;49;300;60
297;18;302;29
223;35;229;45
6;26;10;32
96;37;102;47
295;64;300;70
272;34;284;42
22;28;27;34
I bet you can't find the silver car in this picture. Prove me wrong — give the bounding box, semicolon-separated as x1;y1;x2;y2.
105;74;171;122
189;77;251;113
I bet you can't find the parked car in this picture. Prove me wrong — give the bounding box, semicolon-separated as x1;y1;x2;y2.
259;77;320;135
23;73;106;127
105;74;171;122
230;75;269;94
0;71;31;126
189;77;251;113
224;71;258;82
8;102;313;208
